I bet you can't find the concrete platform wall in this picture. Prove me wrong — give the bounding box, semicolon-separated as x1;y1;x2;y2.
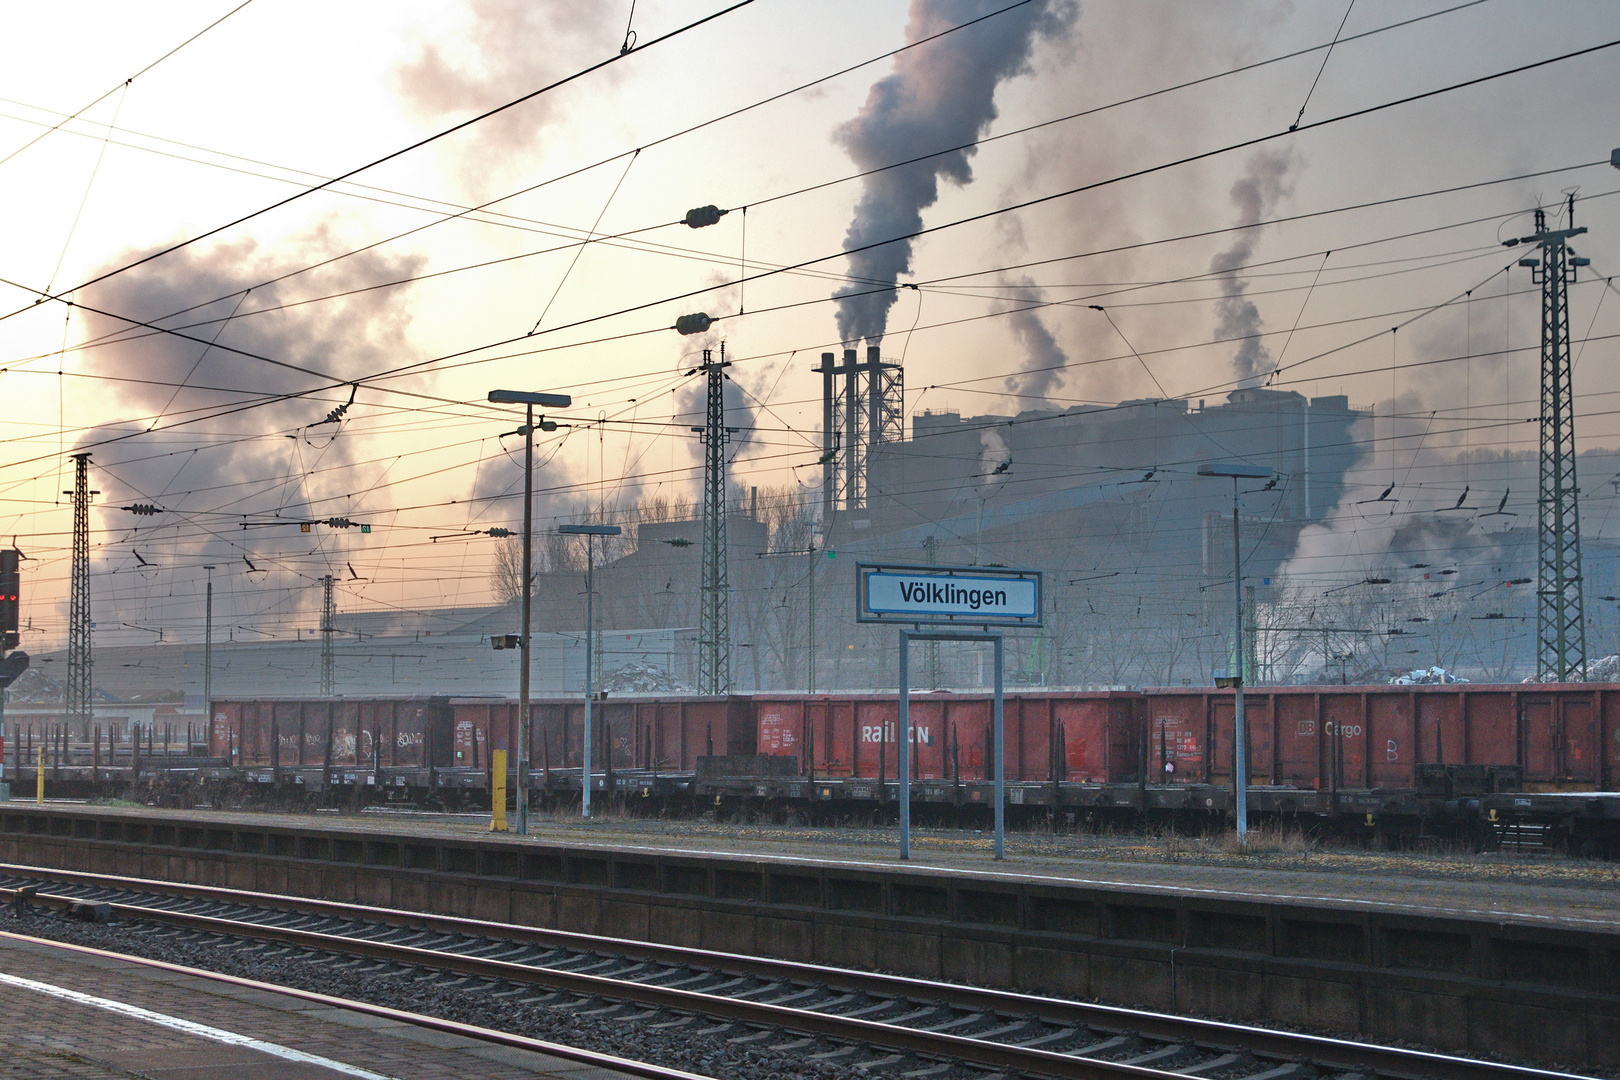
0;806;1615;1068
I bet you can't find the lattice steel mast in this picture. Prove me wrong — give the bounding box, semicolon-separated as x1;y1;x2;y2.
320;574;336;697
697;345;733;695
66;453;95;736
1514;200;1591;681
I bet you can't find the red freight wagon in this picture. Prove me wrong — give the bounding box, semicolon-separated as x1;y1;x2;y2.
755;695;952;780
753;692;1142;784
209;698;453;770
626;697;754;769
1140;685;1620;792
449;696;755;778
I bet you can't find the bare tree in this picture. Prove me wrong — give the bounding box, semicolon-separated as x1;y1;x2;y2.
490;536;524;604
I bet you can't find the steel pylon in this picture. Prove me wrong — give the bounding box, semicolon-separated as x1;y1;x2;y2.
66;453;94;737
320;574;336;697
1522;204;1589;681
697;346;732;695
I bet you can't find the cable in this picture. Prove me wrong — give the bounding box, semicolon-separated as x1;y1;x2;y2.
359;42;1620;393
5;0;1041;354
529;149;640;334
1290;0;1356;130
0;0;254;169
4;0;1502;397
0;0;757;326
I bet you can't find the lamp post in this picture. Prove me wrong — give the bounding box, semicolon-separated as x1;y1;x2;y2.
559;522;620;818
489;389;571;836
203;566;215;712
1197;462;1273;842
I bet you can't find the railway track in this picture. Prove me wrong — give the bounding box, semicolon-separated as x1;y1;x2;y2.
0;864;1596;1080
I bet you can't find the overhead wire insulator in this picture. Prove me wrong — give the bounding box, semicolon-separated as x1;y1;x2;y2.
683;205;727;228
486;528;513;538
124;504;161;516
675;313;713;336
325;518;354;529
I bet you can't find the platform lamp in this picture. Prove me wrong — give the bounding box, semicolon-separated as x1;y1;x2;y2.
488;389;572;836
559;523;621;818
1197;461;1273;842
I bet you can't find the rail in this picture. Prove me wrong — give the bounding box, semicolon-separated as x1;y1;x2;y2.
0;865;1594;1080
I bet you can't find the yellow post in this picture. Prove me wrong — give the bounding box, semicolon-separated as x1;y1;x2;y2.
490;749;507;831
35;746;43;803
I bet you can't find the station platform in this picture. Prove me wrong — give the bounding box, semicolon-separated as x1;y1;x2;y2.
2;800;1616;1066
0;928;641;1079
36;800;1617;930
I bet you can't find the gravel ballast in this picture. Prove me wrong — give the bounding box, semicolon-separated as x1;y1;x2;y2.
6;909;984;1080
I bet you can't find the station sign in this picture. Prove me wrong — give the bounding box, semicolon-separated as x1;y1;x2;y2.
856;562;1042;627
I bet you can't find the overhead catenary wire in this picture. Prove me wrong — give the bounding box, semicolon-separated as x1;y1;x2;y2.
6;16;1613;663
0;0;760;327
0;0;254;170
0;0;1527;411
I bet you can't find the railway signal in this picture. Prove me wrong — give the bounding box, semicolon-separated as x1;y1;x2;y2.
0;548;19;650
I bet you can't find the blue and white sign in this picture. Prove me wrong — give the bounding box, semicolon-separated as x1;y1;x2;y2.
857;563;1042;626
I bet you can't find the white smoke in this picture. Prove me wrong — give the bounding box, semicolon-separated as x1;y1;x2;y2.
1209;148;1297;387
977;426;1011;492
999;274;1068;401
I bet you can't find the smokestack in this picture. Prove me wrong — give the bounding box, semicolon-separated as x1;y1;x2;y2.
844;349;859;508
820;352;836;522
868;346;884;464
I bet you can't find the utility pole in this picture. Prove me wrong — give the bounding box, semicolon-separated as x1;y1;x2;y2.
1199;462;1271;842
696;345;733;695
757;539;818;692
488;388;572;834
922;535;941;688
320;574;335;697
1509;199;1591;681
808;542;816;694
66;454;96;738
203;566;215;709
560;523;620;818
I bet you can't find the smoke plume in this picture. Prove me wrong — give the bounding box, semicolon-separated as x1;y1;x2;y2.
999;275;1068;401
832;0;1072;347
75;231;424;631
1209;148;1296;387
395;1;620;186
977;427;1012;492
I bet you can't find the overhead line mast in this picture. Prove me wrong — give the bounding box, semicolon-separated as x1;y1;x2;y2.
1507;198;1591;682
66;454;96;738
697;345;733;696
320;575;336;698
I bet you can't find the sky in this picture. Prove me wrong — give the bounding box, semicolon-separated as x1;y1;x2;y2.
0;0;1617;651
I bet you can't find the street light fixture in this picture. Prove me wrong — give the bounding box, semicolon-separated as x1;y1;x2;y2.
1197;461;1273;843
488;388;572;836
559;522;620;818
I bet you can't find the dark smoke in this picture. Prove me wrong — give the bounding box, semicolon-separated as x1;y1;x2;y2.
1209;148;1296;387
832;0;1072;346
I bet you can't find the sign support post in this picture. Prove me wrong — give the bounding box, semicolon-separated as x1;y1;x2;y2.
560;522;621;819
894;627;1007;862
860;563;1037;864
